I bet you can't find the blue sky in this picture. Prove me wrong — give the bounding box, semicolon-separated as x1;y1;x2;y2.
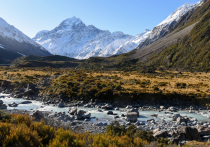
0;0;199;38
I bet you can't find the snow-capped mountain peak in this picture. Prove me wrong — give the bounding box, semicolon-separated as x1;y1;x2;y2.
158;3;196;26
33;17;151;59
137;0;204;49
63;16;81;24
55;17;86;32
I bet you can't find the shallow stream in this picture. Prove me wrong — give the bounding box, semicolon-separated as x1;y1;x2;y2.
1;93;210;123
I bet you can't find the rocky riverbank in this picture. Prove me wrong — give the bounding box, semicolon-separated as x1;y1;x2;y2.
2;97;210;146
0;80;208;111
1;84;210;145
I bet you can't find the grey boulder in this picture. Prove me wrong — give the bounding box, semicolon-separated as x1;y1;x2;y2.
177;126;200;141
0;104;7;109
153;130;168;138
197;125;210;136
125;112;138;122
68;107;77;115
30;110;44;120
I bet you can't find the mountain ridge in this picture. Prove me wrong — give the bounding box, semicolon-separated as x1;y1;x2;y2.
0;17;51;63
137;0;203;49
33;17;151;59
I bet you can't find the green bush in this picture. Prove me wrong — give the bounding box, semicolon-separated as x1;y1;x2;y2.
158;82;168;87
175;83;187;88
106;122;126;137
0;111;11;122
2;125;42;147
115;84;122;90
30;121;55;145
153;87;159;91
48;128;77;147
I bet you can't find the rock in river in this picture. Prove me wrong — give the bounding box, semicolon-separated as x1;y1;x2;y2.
58;103;65;107
107;111;113;115
82;113;91;119
8;102;18;107
68;107;77;115
127;108;139;116
0;100;7;109
19;101;32;104
172;114;180;121
76;110;86;120
126;112;138;122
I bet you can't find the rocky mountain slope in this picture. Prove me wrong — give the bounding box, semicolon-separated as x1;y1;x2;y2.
0;17;51;59
75;0;209;72
33;17;151;59
12;0;210;72
137;0;204;49
144;0;210;72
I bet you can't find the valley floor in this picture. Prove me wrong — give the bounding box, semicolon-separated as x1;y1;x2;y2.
0;67;209;104
0;67;210;146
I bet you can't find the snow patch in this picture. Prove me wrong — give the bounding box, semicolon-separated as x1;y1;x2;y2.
0;44;4;49
17;52;25;56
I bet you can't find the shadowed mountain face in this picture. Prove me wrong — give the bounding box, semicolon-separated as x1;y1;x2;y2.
0;46;22;64
0;17;51;64
0;35;51;57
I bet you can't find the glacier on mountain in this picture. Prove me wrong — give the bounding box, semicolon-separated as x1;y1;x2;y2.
33;16;151;59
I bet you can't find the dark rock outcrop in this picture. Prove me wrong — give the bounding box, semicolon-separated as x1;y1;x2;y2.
153;130;168;138
177;126;200;141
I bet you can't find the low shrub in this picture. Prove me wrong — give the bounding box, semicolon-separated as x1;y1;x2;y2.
153;87;159;91
175;82;187;89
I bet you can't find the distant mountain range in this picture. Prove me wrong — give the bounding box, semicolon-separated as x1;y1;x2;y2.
33;1;203;60
33;17;151;59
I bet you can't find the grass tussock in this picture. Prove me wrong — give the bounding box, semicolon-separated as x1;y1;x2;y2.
0;67;210;105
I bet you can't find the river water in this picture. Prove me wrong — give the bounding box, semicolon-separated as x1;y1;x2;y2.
1;93;210;123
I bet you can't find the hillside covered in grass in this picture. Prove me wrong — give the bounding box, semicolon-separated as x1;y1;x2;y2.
146;2;210;72
10;55;85;69
75;0;210;72
0;67;210;106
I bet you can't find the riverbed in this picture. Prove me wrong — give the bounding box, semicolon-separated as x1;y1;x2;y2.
1;93;210;123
